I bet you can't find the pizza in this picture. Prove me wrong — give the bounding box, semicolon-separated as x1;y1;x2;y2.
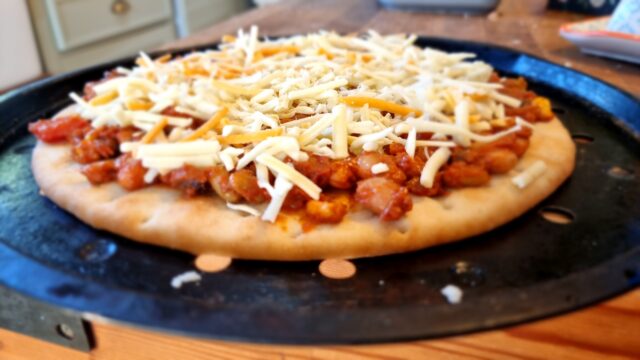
29;28;576;260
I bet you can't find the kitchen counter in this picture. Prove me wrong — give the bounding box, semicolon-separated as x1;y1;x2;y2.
2;0;639;359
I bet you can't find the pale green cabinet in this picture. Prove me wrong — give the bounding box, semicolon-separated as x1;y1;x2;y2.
29;0;250;74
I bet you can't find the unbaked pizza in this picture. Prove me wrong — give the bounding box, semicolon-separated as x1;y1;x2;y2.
29;28;575;260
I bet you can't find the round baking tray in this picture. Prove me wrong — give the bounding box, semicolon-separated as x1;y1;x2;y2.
0;37;638;344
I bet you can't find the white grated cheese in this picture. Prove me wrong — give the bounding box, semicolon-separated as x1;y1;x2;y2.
454;100;471;147
144;169;159;184
405;126;417;158
226;202;261;217
420;147;451;188
68;28;541;222
331;104;349;158
255;162;275;194
235;136;300;169
124;111;192;128
171;271;201;289
298;113;335;146
261;175;294;222
363;141;380;152
138;51;155;69
142;155;216;170
512;160;547;189
490;91;522;108
397;118;524;145
371;163;390;174
287;78;348;100
350;127;394;151
136;140;220;157
256;154;321;200
219;152;235;171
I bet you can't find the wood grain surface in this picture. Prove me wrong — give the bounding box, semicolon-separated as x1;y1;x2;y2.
2;0;639;359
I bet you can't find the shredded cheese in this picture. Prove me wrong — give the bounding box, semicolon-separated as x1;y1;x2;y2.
298;113;335;146
371;163;390;174
73;27;539;221
261;175;294;222
89;90;118;106
140;118;168;144
137;140;220;157
405;126;417;158
340;96;423;117
420;147;451;188
331;104;349;159
397;118;525;145
256;154;321;200
288;79;348;100
226;202;261;216
171;271;201;289
142;155;216;169
454;100;471;147
180;108;228;142
490;91;522;108
211;80;260;96
512;160;547;189
219;128;282;145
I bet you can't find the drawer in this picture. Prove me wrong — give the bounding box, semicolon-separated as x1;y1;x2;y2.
44;0;173;52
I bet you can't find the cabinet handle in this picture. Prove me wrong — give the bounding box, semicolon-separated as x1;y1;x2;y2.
111;0;131;15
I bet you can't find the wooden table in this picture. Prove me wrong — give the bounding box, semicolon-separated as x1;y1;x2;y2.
3;1;639;359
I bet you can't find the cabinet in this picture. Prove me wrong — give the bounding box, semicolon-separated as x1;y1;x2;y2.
29;0;176;74
28;0;251;75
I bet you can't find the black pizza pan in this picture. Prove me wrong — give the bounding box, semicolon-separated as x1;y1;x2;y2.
0;37;638;345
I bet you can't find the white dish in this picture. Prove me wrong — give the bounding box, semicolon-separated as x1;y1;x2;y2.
559;17;640;64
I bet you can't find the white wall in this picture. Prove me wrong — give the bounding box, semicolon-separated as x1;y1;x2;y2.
0;0;42;89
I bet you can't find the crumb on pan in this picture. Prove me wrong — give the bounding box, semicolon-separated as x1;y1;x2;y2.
171;270;201;288
441;284;463;304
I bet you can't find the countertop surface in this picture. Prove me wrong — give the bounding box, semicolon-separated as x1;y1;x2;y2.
3;0;639;359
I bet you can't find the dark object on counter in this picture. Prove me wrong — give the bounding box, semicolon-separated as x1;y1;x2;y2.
0;38;638;345
378;0;499;13
548;0;620;14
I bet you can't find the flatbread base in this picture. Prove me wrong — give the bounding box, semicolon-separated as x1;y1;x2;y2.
31;110;576;260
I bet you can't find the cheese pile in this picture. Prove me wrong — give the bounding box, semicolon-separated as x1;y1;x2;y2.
69;27;540;222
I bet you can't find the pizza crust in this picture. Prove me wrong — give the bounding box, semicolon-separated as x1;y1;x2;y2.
31;108;576;260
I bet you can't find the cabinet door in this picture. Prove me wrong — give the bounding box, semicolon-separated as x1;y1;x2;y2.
29;0;176;73
174;0;249;37
45;0;173;52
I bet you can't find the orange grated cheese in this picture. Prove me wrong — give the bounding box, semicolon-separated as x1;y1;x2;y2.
155;54;172;63
141;118;169;144
126;99;153;111
219;128;282;145
257;45;300;57
183;66;210;77
222;34;236;43
340;96;423;117
318;47;334;60
181;108;229;142
89;91;118;106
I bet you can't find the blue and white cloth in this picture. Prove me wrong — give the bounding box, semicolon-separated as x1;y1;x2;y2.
607;0;640;34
